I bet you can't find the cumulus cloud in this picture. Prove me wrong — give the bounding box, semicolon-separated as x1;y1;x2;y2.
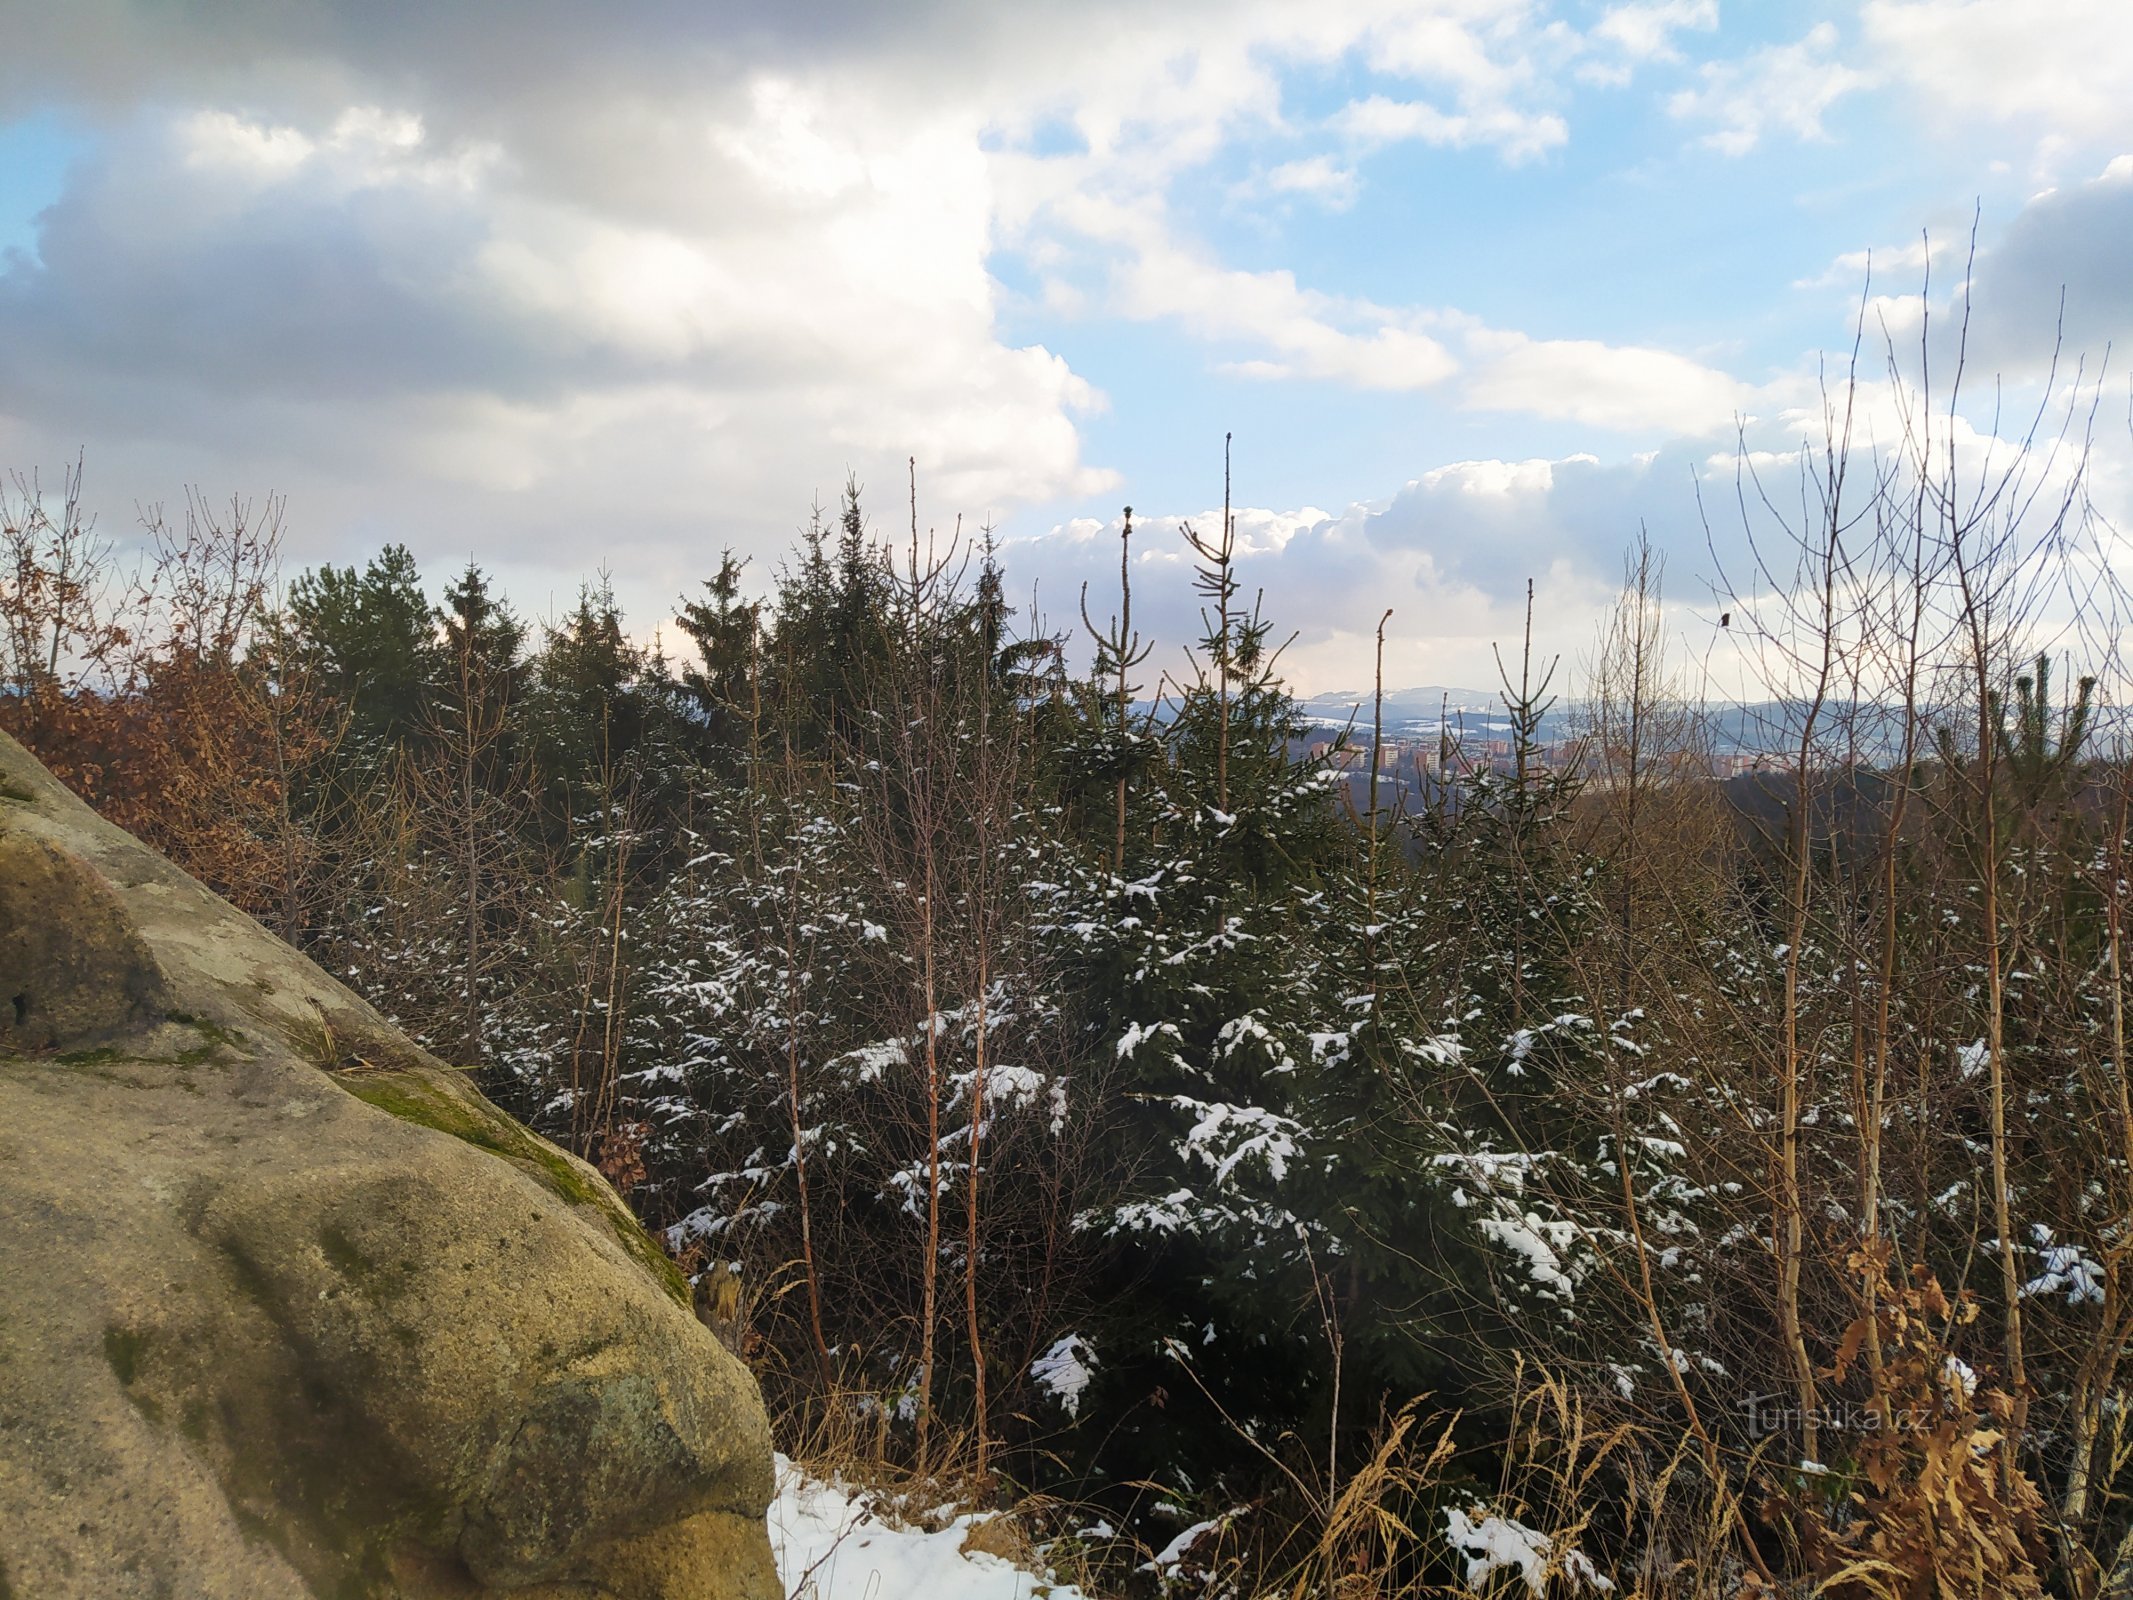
0;14;1132;608
1001;447;1741;692
1108;231;1462;391
1255;156;1363;210
1314;1;1584;165
1576;0;1718;85
1667;22;1875;155
1328;91;1568;164
1000;331;2124;694
1792;235;1938;292
1865;0;2133;149
1591;0;1718;63
1791;160;2133;385
1227;154;1363;214
1033;205;1767;432
1962;159;2133;373
3;0;2087;687
1458;328;1758;433
0;1;1685;596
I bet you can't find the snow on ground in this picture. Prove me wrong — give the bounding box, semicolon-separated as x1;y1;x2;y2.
1443;1506;1612;1596
771;1455;1090;1600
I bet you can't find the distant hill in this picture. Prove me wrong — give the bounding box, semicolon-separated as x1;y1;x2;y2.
1299;685;1501;716
1296;688;2040;762
1296;686;1508;732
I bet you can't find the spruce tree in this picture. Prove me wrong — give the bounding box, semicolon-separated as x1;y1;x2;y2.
1049;504;1351;1493
286;543;437;761
673;549;761;778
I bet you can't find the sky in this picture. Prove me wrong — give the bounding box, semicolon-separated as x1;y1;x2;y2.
2;0;2132;693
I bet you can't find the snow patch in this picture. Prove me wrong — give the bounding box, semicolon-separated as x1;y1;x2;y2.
773;1455;1087;1600
1031;1334;1098;1417
2022;1223;2106;1306
1443;1507;1612;1595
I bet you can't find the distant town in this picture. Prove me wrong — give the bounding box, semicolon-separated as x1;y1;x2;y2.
1300;727;1774;784
1289;687;1776;822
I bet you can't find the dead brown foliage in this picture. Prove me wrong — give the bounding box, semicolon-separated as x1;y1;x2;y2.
1783;1252;2049;1599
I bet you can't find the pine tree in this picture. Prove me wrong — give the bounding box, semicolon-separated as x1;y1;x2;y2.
673;549;760;777
435;564;526;728
1048;499;1354;1491
287;543;437;762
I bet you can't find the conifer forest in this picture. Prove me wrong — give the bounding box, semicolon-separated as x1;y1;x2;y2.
13;363;2133;1596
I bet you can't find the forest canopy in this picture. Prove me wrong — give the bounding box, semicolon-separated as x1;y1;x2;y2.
9;371;2133;1597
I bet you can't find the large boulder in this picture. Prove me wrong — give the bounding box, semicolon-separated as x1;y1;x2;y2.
0;731;778;1600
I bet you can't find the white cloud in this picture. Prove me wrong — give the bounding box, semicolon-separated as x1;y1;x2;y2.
1044;357;2125;692
1864;0;2133;147
179;109;318;177
1459;329;1757;433
1580;0;1718;82
1073;209;1461;390
1329;92;1568;163
7;0;2096;680
1792;236;1937;291
1237;154;1365;211
1959;155;2133;373
4;0;1666;641
0;0;1611;480
0;82;1116;617
1592;0;1718;61
1338;0;1581;163
176;105;498;201
1788;155;2133;382
1259;155;1362;209
1033;173;1772;425
1668;23;1875;155
1005;449;1700;692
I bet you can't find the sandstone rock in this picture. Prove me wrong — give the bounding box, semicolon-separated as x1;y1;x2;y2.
0;828;172;1050
0;730;778;1600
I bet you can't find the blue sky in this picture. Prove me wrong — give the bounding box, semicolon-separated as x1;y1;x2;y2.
0;113;82;263
1;1;2130;689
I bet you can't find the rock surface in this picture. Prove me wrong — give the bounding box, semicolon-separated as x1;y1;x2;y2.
0;731;778;1599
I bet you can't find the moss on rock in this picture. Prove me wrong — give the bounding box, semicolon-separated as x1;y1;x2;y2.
334;1065;692;1310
